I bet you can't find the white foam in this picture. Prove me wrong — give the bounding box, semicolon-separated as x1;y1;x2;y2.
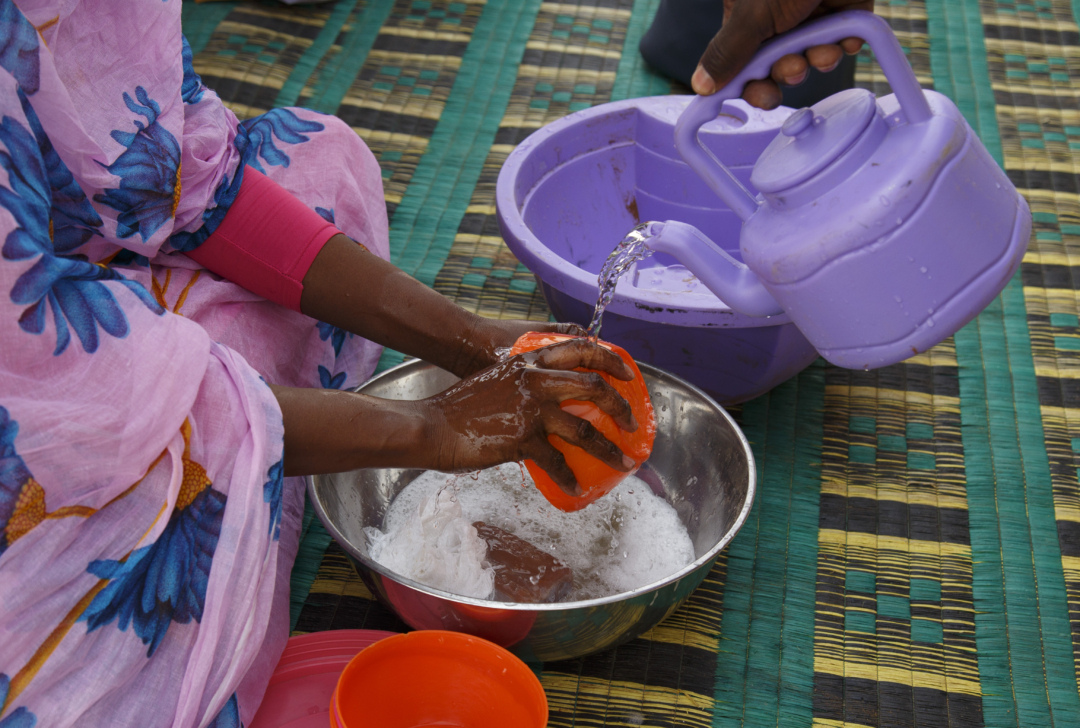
368;463;696;601
365;487;494;599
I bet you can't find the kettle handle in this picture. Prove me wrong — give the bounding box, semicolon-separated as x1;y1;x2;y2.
674;9;932;221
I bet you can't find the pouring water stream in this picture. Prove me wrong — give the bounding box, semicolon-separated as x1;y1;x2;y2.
586;222;657;341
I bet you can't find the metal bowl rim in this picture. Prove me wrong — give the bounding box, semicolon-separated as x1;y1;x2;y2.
306;358;757;611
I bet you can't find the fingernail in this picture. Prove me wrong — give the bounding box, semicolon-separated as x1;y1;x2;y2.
692;64;716;95
628;412;639;431
623;363;635;379
784;70;808;86
622;454;635;470
817;60;839;74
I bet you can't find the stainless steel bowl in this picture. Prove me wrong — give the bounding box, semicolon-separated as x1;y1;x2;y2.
307;359;756;662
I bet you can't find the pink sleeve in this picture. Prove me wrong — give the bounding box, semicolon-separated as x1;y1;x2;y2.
183;166;341;312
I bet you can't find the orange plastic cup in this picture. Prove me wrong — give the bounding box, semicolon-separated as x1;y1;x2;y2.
510;332;655;511
332;630;547;728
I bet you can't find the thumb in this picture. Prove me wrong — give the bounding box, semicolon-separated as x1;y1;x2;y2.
694;2;775;95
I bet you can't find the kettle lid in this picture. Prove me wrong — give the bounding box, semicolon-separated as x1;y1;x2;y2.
750;88;878;194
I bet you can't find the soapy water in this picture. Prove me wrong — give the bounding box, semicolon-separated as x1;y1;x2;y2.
366;487;494;599
366;462;695;601
586;223;657;341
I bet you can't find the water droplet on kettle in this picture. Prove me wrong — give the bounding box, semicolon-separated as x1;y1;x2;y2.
896;218;903;225
894;295;902;303
926;319;935;328
928;307;934;314
920;266;928;273
879;195;891;206
996;183;1002;188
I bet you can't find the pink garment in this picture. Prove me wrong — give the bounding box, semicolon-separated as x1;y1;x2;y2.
0;1;390;727
184;167;341;313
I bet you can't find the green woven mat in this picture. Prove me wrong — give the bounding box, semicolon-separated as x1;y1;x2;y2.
183;0;1080;724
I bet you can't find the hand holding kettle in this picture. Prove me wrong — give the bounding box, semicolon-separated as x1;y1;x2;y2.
691;0;874;109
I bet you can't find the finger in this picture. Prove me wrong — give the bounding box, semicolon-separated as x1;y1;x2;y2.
770;54;809;87
530;338;636;381
695;1;776;95
527;443;580;497
805;43;844;73
545;405;635;473
543;322;588;337
526;369;637;431
840;36;865;55
742;78;783;110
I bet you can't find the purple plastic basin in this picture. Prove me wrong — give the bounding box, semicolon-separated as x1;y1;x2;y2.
496;96;819;404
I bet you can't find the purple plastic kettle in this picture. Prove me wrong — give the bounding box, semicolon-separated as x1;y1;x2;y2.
644;10;1030;369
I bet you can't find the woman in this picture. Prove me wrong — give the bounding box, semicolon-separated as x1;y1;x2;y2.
0;0;865;725
0;1;638;726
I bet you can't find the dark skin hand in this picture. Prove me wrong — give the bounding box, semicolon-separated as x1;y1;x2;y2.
424;339;638;496
269;234;636;496
692;0;874;110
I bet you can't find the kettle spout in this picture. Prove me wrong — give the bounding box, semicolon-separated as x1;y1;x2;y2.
647;220;784;317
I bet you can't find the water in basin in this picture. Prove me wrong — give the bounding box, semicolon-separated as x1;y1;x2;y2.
365;462;695;602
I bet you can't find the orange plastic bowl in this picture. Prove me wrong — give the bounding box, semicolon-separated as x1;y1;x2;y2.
509;332;655;511
332;630;547;728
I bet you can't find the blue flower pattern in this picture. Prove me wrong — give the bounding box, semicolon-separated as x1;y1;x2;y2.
318;365;346;390
168;168;241;253
206;693;241;728
316;321;351;357
0;406;33;558
17;89;103;254
263;459;284;541
169;109;324;253
0;673;37;728
235;109;324;175
0;0;39;95
94;87;181;242
180;36;204;105
0;113;163;355
108;249;150;268
80;481;227;657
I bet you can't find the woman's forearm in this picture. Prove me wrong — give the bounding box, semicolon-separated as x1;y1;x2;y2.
270;383;438;477
299;234;500;376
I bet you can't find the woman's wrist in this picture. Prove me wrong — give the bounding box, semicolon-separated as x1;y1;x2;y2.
446;315;513;377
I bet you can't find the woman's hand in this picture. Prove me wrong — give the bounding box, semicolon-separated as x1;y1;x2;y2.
693;0;873;109
270;338;639;496
450;318;588;378
424;337;638;496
